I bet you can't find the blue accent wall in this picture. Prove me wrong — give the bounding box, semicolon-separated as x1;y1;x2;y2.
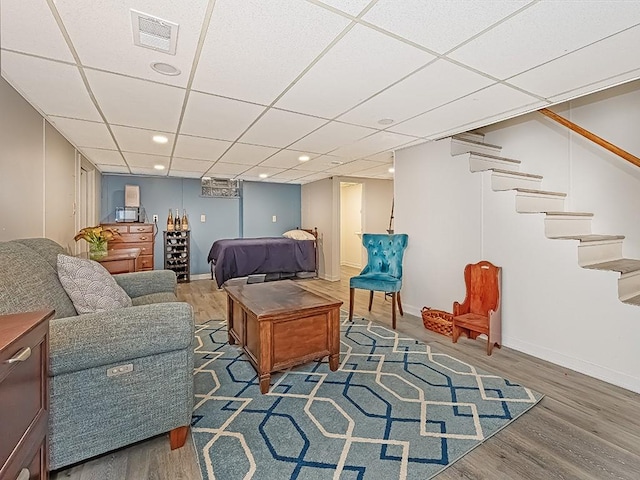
242;182;301;238
101;176;300;275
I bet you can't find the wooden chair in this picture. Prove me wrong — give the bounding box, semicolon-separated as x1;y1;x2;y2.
452;261;502;355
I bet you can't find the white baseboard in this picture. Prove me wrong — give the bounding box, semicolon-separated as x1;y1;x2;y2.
404;303;639;393
341;261;362;269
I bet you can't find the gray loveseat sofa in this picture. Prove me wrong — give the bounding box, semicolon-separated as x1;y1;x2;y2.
0;238;194;470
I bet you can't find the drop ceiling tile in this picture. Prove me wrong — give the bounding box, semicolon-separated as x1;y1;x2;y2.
79;148;126;166
326;159;384;175
271;169;310;181
111;125;174;156
276;24;434;118
261;150;310;169
290;121;377;154
207;162;249;175
389;84;541;138
193;0;350;104
331;131;417;159
338;60;494;128
449;1;640;79
509;26;640;100
363;151;393;163
168;170;203;178
315;1;371;16
85;70;184;131
296;155;344;172
1;51;100;121
298;171;333;183
219;143;280;166
548;69;640;105
363;0;531;54
122;152;170;169
240;109;327;148
54;0;208;87
1;0;74;62
354;163;393;176
48;117;116;149
98;165;130;174
241;166;286;179
174;135;231;161
181;91;264;141
130;166;167;176
170;157;211;173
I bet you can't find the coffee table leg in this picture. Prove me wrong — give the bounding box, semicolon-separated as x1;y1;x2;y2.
329;353;339;371
259;374;271;394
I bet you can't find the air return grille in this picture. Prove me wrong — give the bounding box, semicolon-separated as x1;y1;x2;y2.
131;10;178;55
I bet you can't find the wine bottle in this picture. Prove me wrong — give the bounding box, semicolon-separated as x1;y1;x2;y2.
167;209;174;232
175;208;181;231
181;209;189;231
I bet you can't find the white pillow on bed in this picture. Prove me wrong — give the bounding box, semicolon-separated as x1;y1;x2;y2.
283;229;315;240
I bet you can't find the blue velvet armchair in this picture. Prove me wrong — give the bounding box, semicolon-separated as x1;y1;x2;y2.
348;233;408;329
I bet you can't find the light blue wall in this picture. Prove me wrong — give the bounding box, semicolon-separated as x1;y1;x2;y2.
101;176;301;275
242;182;301;238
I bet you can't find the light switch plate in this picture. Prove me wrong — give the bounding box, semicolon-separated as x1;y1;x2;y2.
272;215;277;222
201;214;206;222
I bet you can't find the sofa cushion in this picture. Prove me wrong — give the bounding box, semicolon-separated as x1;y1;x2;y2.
57;254;132;314
0;241;78;318
131;292;178;306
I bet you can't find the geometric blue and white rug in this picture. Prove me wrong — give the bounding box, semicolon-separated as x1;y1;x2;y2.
192;315;542;479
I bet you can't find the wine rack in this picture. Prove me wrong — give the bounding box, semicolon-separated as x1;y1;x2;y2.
164;230;190;283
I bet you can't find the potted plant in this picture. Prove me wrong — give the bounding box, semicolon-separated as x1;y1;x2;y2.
74;226;120;259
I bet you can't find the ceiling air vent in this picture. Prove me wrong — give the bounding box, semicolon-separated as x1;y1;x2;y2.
131;10;178;55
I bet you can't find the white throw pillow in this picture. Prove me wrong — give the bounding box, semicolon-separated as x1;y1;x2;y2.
57;254;132;314
282;229;315;241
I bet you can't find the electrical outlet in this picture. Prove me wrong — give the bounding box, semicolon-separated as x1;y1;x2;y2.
200;214;206;223
272;215;277;223
152;214;158;222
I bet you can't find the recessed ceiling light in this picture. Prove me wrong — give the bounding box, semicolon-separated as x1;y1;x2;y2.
154;164;165;170
150;62;181;76
152;134;168;144
259;173;268;179
378;118;394;126
298;155;310;162
388;167;395;173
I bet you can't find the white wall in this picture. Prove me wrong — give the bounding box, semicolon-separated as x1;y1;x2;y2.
302;176;393;281
395;80;640;393
0;77;101;246
340;183;362;269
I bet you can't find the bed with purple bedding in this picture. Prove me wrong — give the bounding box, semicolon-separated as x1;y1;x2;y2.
207;235;317;287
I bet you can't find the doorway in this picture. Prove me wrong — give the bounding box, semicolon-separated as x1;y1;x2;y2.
339;182;363;270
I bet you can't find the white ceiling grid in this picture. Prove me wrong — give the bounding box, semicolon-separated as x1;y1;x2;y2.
1;0;640;184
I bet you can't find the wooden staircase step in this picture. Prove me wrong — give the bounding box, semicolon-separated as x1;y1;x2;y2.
545;211;594;217
451;137;502;156
470;152;520;164
556;234;625;242
453;131;485;143
583;259;640;274
514;188;567;197
623;293;640;306
490;168;542;179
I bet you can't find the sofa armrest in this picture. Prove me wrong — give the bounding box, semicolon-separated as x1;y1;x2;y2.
113;270;177;298
49;302;193;376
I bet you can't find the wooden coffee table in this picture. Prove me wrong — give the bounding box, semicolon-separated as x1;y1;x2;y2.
224;280;343;394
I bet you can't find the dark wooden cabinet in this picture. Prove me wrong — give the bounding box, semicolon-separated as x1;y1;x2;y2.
0;309;52;480
101;223;155;271
164;230;190;283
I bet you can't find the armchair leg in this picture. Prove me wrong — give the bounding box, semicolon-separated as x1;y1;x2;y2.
397;291;403;316
391;292;397;330
169;426;189;450
349;288;355;321
368;291;374;311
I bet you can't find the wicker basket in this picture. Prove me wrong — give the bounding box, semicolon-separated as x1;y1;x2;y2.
421;307;453;337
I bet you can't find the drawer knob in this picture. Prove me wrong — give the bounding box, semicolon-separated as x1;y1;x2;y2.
6;346;31;364
140;236;147;240
17;468;30;480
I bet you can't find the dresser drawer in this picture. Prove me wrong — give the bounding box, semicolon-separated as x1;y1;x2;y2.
128;224;153;233
103;224;128;234
138;254;154;270
109;241;153;256
110;233;153;243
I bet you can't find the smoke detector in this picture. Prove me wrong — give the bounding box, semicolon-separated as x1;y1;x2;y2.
131;10;179;55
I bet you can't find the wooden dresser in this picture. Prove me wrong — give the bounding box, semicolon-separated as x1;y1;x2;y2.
0;309;53;480
101;222;155;271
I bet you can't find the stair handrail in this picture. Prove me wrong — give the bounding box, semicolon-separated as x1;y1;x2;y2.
538;108;640;169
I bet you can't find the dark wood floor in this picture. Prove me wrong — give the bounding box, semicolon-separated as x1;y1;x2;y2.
52;266;640;479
